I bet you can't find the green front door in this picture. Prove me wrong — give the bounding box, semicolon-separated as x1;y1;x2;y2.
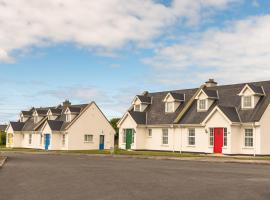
125;129;133;149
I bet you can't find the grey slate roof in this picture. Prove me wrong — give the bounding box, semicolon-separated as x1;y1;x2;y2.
129;80;270;125
21;111;33;116
10;122;25;131
170;92;185;101
203;89;218;99
9;102;89;132
47;120;64;131
247;83;264;95
136;95;152;104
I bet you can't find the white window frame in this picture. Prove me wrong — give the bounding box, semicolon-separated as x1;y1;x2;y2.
123;131;126;143
209;128;214;146
40;134;42;145
162;129;168;145
242;96;253;109
29;134;32;145
198;99;207;111
244;129;253;147
84;134;93;143
165;102;174;113
62;134;66;146
148;129;152;137
188;128;195;146
223;128;228;147
134;104;141;112
66;114;71;122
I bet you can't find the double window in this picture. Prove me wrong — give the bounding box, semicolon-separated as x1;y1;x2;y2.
84;134;93;143
162;129;168;145
188;129;195;145
165;102;174;113
134;104;141;112
243;96;252;108
244;129;253;147
198;99;206;110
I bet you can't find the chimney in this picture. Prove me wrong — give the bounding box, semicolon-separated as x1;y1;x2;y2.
205;79;217;87
63;99;71;107
142;91;149;96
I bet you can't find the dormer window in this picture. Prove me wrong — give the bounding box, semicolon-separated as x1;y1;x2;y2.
198;99;206;110
134;104;141;112
165;102;174;113
238;84;265;110
66;113;71;122
243;96;252;108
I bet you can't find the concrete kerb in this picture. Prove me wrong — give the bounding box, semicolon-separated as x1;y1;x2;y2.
0;156;7;168
2;150;270;165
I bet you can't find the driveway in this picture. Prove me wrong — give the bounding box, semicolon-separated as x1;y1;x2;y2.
1;153;270;200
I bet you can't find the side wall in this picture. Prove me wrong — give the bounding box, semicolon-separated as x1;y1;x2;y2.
259;103;270;154
67;103;115;150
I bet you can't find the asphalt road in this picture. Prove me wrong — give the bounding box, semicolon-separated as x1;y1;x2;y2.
1;153;270;200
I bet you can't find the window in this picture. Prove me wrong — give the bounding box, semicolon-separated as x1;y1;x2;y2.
224;128;228;147
162;129;168;145
123;131;126;143
66;114;71;122
132;132;135;144
134;104;141;112
165;102;174;112
148;129;152;137
84;134;93;142
244;129;253;147
198;99;206;110
188;129;195;145
62;134;66;146
29;134;32;145
40;134;42;145
209;128;214;146
243;96;252;108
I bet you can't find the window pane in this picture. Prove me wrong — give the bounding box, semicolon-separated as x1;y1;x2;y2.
224;128;227;146
209;128;214;146
243;96;252;107
188;129;195;145
162;129;168;144
244;129;253;147
199;100;206;110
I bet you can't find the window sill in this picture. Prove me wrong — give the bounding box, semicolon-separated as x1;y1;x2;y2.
84;141;93;144
187;145;196;147
161;144;169;147
242;147;254;149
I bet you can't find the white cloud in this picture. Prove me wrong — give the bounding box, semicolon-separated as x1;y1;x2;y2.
144;15;270;85
0;0;237;62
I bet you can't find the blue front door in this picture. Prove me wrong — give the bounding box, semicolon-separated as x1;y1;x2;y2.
99;135;104;150
44;134;50;150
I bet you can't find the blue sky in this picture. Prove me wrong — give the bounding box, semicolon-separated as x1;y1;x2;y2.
0;0;270;122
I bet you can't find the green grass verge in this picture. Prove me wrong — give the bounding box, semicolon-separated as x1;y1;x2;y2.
1;147;270;160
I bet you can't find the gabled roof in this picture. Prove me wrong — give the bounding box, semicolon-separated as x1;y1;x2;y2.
21;111;33;116
169;92;185;101
218;106;240;123
10;122;25;131
202;88;218;99
122;80;270;126
47;120;64;131
128;110;146;124
246;83;264;95
49;108;62;115
136;95;152;104
35;109;49;116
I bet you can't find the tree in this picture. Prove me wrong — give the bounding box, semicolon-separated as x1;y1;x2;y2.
110;118;120;142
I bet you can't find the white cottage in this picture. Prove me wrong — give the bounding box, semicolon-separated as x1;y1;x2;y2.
118;79;270;155
6;101;115;150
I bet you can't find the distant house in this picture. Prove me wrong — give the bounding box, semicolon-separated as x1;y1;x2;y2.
118;79;270;155
6;100;115;150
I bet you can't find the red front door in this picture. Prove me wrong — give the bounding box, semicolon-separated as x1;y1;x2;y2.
214;128;224;153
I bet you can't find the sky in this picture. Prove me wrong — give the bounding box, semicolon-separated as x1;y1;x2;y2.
0;0;270;123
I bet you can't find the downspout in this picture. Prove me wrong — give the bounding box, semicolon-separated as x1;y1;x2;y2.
172;125;175;152
253;123;256;157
